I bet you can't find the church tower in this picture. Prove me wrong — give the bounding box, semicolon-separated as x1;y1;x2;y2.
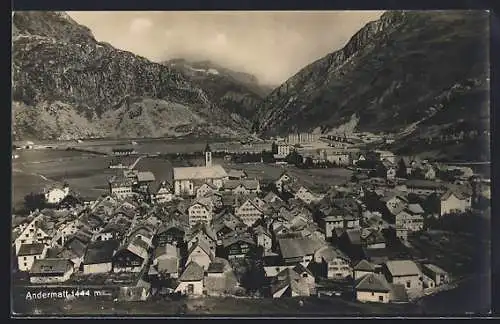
205;143;212;168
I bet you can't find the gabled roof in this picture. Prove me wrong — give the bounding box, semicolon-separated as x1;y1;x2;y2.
207;262;225;273
179;261;204;281
407;203;425;214
345;229;362;245
154;244;179;260
188;238;213;258
224;179;260;190
278;237;324;259
173;165;228;180
263;191;283;203
228;169;247;179
18;243;45;256
354;259;376;272
385;260;421;277
222;234;256;248
186;223;217;242
441;189;469;201
137;171;156;182
83;240;119;264
405;180;445;190
30;258;72;275
355;273;391;293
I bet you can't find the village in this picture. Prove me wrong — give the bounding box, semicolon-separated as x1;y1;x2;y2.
11;136;491;311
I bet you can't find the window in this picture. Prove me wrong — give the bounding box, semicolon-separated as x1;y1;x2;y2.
23;257;27;261
302;273;308;278
379;295;384;302
187;284;194;294
24;263;27;267
372;292;374;296
406;281;411;288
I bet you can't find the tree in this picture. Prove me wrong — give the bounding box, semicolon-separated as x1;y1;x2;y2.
241;246;266;293
396;159;408;178
24;192;47;212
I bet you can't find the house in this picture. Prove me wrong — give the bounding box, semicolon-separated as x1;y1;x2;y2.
188;199;214;228
294;186;324;205
326;151;351;166
204;258;240;296
186;239;214;270
355;273;392;303
82;240;119;274
58;234;89;270
223;179;261;196
277;143;291;157
186;223;217;252
423;165;436;180
227;169;248;180
361;229;387;249
314;246;351;280
96;218;131;242
14;215;52;254
17;243;48;272
127;224;156;248
397;203;425;239
152;181;174;203
274;172;296;192
173;144;228;196
271;265;315;298
382;260;423;297
222;234;256;259
44;184;70;205
154;223;186;247
278;237;324;266
404;180;447;196
152;244;180;279
377;161;396;180
422;264;449;286
29;258;74;284
380;191;409;218
440;189;472;216
235;199;265;227
196;182;217;198
175;262;205;296
108;175;135;199
113;237;150;273
253;225;273;252
263;191;283;204
353;259;377;280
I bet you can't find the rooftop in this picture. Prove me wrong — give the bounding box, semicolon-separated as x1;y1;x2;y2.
355;273;391;293
173;165;228;180
385;260;421;277
18;243;45;256
179;261;204;281
83;240;119;265
30;258;73;275
354;259;376;272
423;263;448;275
137;171;156;183
278;237;324;259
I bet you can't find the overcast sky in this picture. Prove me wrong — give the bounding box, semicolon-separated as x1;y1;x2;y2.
68;11;383;85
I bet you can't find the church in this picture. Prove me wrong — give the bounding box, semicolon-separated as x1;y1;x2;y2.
173;144;229;196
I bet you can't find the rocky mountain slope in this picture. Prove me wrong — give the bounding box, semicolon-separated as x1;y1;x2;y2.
164;59;273;121
12;11;253;141
255;11;490;161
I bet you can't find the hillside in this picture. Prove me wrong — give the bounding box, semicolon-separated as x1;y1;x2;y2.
164;59;274;122
255;11;490;161
11;11;252;141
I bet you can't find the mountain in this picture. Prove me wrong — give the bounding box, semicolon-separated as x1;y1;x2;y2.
255;11;490;161
12;11;253;141
163;58;274;121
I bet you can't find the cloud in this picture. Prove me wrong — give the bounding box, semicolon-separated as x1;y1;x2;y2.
129;17;153;35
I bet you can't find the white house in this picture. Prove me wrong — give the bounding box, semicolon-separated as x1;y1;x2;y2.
235;199;265;227
14;215;52;254
355;273;392;303
383;260;423;297
277;143;291;157
108;176;134;199
17;243;48;272
153;181;174;203
440;190;471;216
173;144;228;196
254;225;273;252
186;239;214;270
188;199;214;228
44;184;70;205
196;183;217;198
29;258;74;284
294;186;324;205
175;262;205;296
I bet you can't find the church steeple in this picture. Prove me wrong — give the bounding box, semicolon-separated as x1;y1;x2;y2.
205;143;212;168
